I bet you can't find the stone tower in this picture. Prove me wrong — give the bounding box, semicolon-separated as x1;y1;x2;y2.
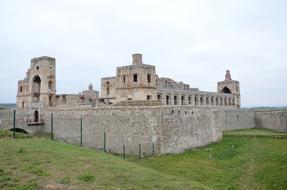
217;70;240;107
17;56;56;123
115;53;158;101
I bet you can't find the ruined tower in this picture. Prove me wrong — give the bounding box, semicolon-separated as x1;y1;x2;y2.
217;70;240;107
17;56;56;123
115;53;158;101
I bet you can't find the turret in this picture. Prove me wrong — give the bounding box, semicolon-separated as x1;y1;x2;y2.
16;56;57;123
132;53;143;65
217;70;240;107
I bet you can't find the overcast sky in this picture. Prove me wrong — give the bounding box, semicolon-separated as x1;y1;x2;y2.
0;0;286;107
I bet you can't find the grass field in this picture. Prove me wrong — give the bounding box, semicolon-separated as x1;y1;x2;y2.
0;130;208;190
131;129;287;190
0;128;287;190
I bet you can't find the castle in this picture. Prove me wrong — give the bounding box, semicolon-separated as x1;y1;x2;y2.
16;53;240;124
2;53;275;155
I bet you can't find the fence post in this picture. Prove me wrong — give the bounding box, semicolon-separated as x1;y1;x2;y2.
139;143;141;158
13;109;16;138
152;142;155;156
123;145;126;160
51;113;54;140
103;132;106;152
80;117;83;147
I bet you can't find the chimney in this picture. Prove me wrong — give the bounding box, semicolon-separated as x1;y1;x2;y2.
132;53;143;65
225;70;232;80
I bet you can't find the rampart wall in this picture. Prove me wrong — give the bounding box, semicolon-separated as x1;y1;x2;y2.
0;106;257;155
43;106;255;154
255;111;287;132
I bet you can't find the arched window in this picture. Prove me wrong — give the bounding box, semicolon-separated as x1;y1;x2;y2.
221;87;231;94
174;96;178;105
166;95;170;105
32;76;41;101
106;81;110;95
48;81;53;90
20;86;23;93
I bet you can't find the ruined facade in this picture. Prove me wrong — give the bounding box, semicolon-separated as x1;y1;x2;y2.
17;54;241;118
101;53;240;107
16;56;99;124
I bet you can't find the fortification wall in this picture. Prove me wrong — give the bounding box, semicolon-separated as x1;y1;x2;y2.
255;111;287;132
159;107;255;153
0;106;256;154
43;106;255;154
0;109;45;134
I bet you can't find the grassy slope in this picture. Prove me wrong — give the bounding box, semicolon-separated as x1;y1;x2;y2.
131;129;287;190
0;132;208;190
1;129;287;190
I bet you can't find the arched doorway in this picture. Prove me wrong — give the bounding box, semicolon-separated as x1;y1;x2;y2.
221;87;231;94
34;110;39;122
10;128;29;134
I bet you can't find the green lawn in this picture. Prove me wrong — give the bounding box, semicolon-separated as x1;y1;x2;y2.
0;131;208;190
0;128;287;190
130;129;287;190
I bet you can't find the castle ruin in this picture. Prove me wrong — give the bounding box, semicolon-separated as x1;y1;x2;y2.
3;53;284;155
16;53;240;124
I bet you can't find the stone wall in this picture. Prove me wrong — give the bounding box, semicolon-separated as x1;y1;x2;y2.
255;111;287;132
0;106;257;155
43;106;255;155
0;109;45;134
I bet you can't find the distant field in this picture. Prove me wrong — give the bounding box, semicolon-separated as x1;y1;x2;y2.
0;106;8;110
0;128;286;190
0;103;16;109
